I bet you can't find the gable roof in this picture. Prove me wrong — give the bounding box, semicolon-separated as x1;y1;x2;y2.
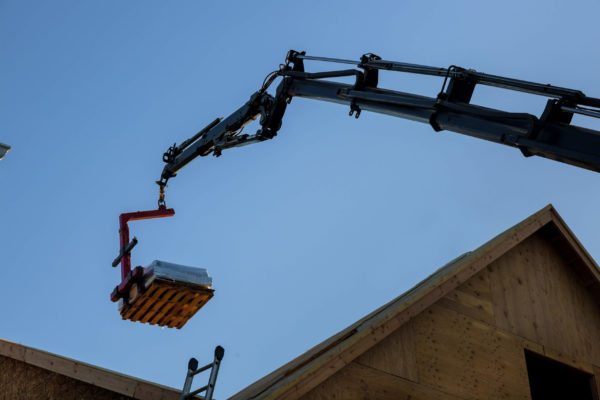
0;338;181;400
230;204;600;400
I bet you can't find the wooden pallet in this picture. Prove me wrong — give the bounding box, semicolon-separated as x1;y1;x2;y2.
119;277;214;329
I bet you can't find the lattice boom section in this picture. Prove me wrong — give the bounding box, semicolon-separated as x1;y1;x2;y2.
119;280;214;329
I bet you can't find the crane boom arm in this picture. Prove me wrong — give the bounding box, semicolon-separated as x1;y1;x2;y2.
157;50;600;199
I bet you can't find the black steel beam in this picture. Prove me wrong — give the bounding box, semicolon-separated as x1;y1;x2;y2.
294;53;600;104
286;78;600;173
161;92;263;180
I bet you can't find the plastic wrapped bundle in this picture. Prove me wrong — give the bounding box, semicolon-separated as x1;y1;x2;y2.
118;260;214;329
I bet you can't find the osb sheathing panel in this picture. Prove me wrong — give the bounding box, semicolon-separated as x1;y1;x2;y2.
0;354;132;400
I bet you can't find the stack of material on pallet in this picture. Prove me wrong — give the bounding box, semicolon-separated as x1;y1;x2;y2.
119;260;213;329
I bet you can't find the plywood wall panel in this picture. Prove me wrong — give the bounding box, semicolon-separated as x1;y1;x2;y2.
488;232;600;366
354;322;418;382
301;362;463;400
437;269;494;325
413;304;532;400
293;225;600;400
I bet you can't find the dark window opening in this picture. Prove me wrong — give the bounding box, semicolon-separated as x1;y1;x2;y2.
525;350;596;400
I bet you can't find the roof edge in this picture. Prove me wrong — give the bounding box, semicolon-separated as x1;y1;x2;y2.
232;204;597;400
547;206;600;277
0;338;181;400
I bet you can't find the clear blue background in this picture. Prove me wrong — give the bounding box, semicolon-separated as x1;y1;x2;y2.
1;1;599;397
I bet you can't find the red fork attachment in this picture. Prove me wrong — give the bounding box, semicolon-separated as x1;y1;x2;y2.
110;206;175;302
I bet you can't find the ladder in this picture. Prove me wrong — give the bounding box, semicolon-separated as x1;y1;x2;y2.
180;346;225;400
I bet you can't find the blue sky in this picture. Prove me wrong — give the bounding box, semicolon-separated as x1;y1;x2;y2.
1;0;600;397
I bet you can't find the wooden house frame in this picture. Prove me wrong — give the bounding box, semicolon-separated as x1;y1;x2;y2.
231;205;600;399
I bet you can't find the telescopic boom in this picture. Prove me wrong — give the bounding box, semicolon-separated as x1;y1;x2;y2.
157;50;600;203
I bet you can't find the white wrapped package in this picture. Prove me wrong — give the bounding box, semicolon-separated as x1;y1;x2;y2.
145;260;212;288
118;260;214;328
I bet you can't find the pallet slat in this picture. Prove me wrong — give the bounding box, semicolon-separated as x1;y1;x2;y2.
119;279;214;329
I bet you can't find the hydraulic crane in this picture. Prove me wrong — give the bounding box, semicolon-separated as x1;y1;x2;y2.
112;50;600;327
156;49;600;198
